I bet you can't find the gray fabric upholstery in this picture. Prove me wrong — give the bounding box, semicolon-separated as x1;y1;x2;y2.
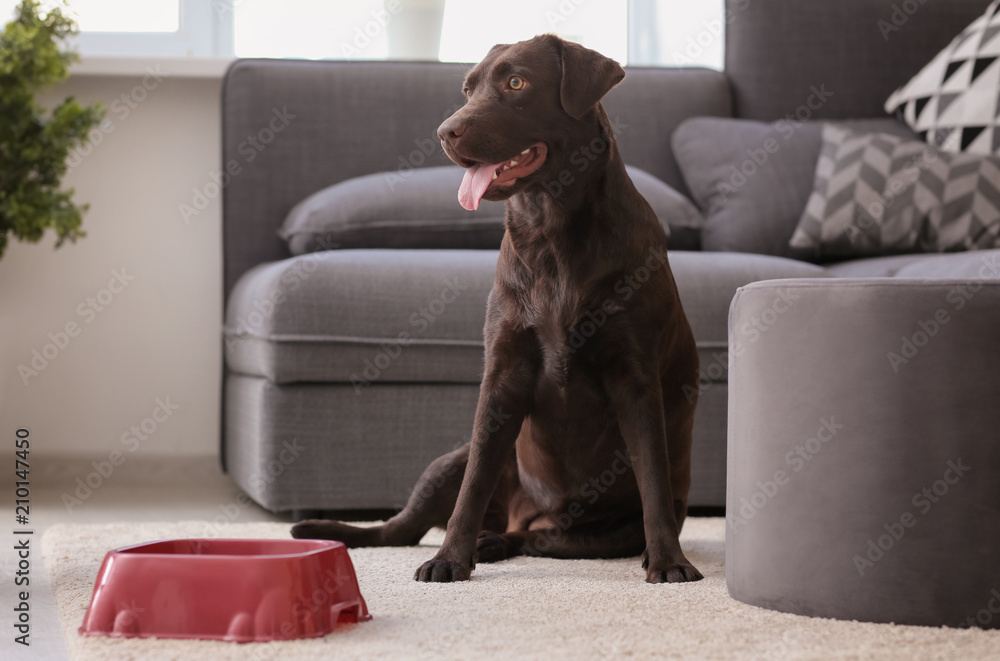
279;166;508;255
225;249;496;384
727;279;1000;626
225;249;830;385
825;253;943;277
277;164;709;256
225;374;731;512
672;118;916;258
667;252;832;382
893;249;1000;278
724;0;991;121
225;375;481;511
624;166;704;246
222;60;730;300
828;249;1000;278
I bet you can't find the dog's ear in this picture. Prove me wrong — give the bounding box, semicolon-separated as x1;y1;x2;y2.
557;38;625;120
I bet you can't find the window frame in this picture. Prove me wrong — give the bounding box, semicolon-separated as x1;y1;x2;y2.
70;0;232;58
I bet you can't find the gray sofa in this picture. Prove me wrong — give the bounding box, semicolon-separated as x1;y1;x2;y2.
221;0;998;515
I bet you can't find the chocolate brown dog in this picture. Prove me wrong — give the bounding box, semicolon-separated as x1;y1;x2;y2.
292;34;702;584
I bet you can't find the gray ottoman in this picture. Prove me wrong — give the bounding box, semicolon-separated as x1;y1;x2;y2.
726;278;1000;628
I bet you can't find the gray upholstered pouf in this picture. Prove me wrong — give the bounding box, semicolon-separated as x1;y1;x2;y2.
726;278;1000;628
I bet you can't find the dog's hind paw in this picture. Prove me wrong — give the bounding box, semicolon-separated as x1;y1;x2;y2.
475;530;513;563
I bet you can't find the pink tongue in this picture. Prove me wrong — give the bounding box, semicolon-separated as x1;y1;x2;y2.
458;161;503;211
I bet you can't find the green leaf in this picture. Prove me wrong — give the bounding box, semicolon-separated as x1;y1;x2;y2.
0;0;103;260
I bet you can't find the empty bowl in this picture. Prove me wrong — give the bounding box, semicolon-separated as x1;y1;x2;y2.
79;538;371;642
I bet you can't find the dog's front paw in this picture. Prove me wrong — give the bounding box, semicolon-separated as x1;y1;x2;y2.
414;557;472;582
641;549;703;583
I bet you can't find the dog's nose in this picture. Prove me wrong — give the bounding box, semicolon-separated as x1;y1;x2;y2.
437;116;466;142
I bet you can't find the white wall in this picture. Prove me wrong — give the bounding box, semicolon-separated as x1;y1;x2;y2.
0;70;224;459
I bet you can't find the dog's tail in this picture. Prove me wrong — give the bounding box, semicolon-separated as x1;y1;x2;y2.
290;519;424;547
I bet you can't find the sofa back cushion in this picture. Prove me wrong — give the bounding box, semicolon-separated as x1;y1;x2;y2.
724;0;990;121
222;59;730;298
672;117;916;258
277;165;705;255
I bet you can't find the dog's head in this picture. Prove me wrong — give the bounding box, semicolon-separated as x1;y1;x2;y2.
438;34;625;211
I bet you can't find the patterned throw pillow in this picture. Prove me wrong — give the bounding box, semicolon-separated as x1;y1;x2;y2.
789;124;1000;258
885;0;1000;154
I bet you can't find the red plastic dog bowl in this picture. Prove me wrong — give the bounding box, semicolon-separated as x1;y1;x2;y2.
79;538;370;642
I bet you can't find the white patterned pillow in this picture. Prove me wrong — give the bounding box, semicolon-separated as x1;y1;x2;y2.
885;0;1000;154
789;124;1000;258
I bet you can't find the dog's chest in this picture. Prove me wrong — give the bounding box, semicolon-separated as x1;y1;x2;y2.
507;236;619;382
528;286;617;395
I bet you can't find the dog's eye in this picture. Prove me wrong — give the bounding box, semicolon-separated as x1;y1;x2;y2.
508;76;525;90
462;87;471;98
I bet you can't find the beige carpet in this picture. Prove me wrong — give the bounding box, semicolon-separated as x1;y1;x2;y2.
42;518;997;660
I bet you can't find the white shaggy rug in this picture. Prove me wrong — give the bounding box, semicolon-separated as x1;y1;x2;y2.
42;518;998;660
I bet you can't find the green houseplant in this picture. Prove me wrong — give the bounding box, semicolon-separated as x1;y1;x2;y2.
0;0;102;260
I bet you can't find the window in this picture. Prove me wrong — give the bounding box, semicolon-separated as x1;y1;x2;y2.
233;0;390;60
0;0;230;57
1;0;724;68
437;0;627;65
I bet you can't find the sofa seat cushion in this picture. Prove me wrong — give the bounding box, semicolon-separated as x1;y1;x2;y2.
669;252;832;386
225;249;497;385
224;249;831;386
827;250;1000;278
892;249;1000;279
824;253;940;278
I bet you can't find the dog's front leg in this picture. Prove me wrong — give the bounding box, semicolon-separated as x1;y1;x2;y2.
414;325;535;582
604;366;703;584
